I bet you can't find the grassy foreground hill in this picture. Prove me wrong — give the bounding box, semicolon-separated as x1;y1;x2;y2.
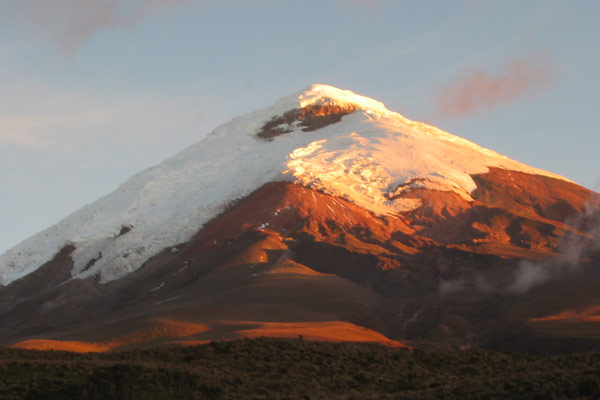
1;338;600;399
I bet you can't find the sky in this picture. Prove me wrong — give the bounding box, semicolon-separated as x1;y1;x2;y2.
1;0;599;255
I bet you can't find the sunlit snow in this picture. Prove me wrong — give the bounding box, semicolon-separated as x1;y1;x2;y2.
0;84;569;286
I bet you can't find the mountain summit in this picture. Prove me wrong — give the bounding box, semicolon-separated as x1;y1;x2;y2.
0;84;570;285
1;85;598;352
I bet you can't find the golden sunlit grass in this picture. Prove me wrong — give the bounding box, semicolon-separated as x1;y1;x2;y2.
530;305;600;323
230;320;406;347
9;319;209;353
8;319;405;352
528;306;600;340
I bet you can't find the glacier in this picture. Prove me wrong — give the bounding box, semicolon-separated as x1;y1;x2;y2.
0;84;569;286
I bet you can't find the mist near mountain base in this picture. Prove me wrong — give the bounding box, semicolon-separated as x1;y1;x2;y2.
439;192;600;296
511;194;600;293
439;274;491;296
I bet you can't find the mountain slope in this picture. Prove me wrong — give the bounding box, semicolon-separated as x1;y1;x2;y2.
1;84;599;352
1;177;598;352
0;84;570;286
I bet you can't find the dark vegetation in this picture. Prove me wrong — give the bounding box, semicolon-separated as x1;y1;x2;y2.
2;338;600;399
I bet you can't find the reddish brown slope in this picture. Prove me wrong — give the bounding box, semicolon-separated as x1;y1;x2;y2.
1;168;599;353
396;167;596;258
0;183;419;351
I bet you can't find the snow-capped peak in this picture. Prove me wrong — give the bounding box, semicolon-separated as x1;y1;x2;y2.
298;84;390;115
270;84;385;112
0;85;570;286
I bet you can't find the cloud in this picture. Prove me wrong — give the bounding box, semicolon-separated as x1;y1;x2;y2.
439;274;491;295
434;57;554;117
0;128;42;148
439;278;465;295
0;81;107;148
7;0;192;52
510;260;550;293
510;195;600;293
437;194;600;295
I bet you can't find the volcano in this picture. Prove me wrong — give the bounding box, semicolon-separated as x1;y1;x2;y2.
1;85;599;353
